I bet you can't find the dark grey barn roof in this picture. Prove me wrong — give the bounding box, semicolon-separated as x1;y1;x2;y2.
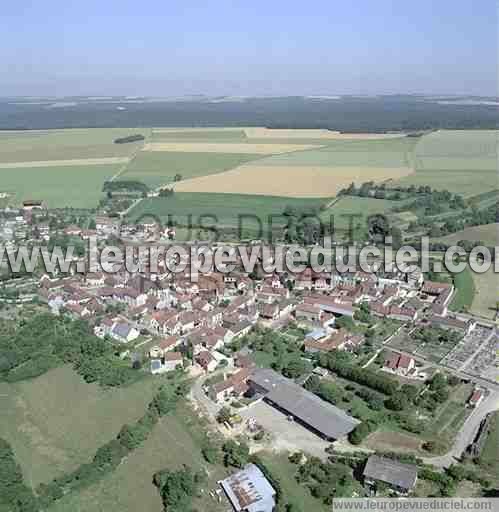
249;368;359;439
363;455;418;490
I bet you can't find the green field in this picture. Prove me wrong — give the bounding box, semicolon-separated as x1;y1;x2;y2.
119;150;264;188
450;266;476;313
151;128;248;141
0;163;120;208
127;192;327;236
252;136;417;167
436;223;499;246
0;366;159;487
0;128;147;163
259;453;328;511
422;383;473;450
478;412;499;479
47;402;230;512
395;130;498;196
321;196;401;237
470;267;499;319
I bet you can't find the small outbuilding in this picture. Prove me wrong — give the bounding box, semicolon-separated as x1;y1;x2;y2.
363;455;418;495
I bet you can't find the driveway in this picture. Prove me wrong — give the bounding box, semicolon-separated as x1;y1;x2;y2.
239;400;330;460
189;369;226;419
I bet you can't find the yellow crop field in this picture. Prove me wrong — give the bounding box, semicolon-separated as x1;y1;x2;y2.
173;164;413;197
142;142;322;154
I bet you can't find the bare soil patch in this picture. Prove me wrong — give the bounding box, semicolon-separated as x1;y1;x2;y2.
364;431;422;453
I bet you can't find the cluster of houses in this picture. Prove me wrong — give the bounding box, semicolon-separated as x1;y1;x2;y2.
33;226;469;381
0;205;177;252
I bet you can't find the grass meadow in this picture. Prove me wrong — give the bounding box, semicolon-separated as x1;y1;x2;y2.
395;130;498;196
449;266;476;313
0;163;121;207
436;223;499;246
321;196;401;239
151;128;247;141
47;402;230;512
259;453;328;511
119;150;263;188
0;366;160;488
470;267;499;319
127;192;327;236
0;128;147;163
478;412;499;481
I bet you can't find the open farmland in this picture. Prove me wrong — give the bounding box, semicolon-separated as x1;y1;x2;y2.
0;157;129;168
119;150;263;188
0;366;159;488
47;403;230;512
0;163;121;208
436;223;499;246
151;128;247;140
320;196;401;239
395;130;498;196
142;141;322;153
243;127;405;139
470;267;499;319
0;127;147;163
174;164;412;197
173;136;416;197
127;192;326;237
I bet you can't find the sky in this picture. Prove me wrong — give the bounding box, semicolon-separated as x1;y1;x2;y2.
1;1;497;97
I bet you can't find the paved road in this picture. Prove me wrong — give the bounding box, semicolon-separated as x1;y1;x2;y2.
189;369;227;419
421;390;499;468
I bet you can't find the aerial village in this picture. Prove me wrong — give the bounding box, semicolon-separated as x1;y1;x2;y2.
0;201;498;510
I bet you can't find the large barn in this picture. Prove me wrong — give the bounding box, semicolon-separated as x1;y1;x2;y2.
247;368;359;441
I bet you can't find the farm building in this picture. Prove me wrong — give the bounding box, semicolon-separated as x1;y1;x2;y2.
219;463;276;512
247;368;359;441
363;455;418;495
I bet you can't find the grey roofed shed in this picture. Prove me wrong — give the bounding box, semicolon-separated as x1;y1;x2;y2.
248;368;359;440
111;322;132;338
363;455;418;491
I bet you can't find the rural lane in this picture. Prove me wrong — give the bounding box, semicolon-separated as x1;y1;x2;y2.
421;390;499;468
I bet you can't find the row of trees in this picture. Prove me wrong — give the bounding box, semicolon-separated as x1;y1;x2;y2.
37;379;186;508
316;351;399;395
114;134;145;144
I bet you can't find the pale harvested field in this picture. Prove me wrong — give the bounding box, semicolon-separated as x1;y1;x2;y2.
174;164;413;197
244;127;406;139
0;157;130;168
142;142;321;154
152;127;246;133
